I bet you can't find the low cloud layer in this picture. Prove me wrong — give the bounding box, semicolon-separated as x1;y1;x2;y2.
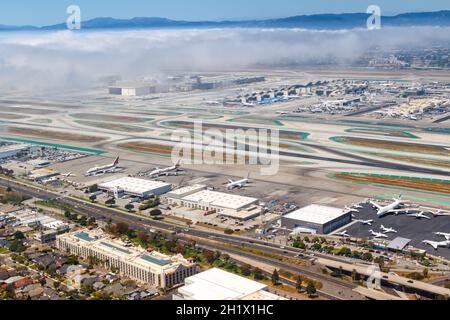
0;26;449;92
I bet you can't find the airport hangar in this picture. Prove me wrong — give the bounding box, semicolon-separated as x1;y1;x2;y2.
98;177;172;199
282;204;352;234
163;185;262;221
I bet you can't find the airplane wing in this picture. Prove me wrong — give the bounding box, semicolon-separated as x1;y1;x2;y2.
423;241;439;250
370;201;382;210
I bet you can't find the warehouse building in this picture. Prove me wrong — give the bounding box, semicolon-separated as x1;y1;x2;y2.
108;82;156;96
57;229;197;288
0;143;35;159
281;204;352;234
173;268;285;300
163;185;261;221
98;177;172;199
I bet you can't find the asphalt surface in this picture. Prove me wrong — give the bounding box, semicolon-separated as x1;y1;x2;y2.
346;203;450;259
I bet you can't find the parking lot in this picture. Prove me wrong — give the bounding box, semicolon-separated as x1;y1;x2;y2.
346;203;450;259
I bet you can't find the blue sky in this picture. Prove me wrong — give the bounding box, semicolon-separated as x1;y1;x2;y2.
2;0;450;26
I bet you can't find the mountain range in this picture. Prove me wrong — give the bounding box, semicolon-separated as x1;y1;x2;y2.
2;10;450;31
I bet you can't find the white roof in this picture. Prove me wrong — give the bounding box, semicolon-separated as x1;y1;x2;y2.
183;190;258;210
168;184;206;196
99;177;170;195
284;204;346;225
179;268;267;300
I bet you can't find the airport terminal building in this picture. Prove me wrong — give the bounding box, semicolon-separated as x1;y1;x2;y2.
57;229;197;288
282;204;352;234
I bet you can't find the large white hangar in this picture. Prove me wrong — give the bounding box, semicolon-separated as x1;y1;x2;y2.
99;177;172;199
281;204;352;234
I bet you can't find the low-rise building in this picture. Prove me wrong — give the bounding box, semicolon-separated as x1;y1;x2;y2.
281;204;352;234
173;268;285;300
56;229;197;288
163;185;261;221
98;177;172;199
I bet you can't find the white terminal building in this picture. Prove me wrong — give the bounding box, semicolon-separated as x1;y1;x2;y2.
0;143;35;159
173;268;285;300
98;177;172;199
163;185;262;221
57;229;197;288
281;204;352;234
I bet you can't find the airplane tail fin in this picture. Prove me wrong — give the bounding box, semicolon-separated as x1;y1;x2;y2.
113;156;119;166
175;159;181;167
246;173;250;179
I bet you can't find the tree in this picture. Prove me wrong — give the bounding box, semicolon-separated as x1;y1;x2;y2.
105;198;116;207
137;231;149;245
271;269;280;285
423;268;429;278
9;240;26;253
224;229;234;235
150;209;162;217
202;249;216;264
241;264;252;277
116;222;129;235
64;210;71;219
14;231;25;240
125;204;134;212
89;195;97;203
306;281;317;296
253;267;264;280
295;275;304;292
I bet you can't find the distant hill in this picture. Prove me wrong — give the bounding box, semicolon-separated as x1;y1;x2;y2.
3;10;450;31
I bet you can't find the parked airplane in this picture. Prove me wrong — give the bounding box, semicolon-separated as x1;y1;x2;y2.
422;239;450;250
85;157;120;177
276;111;290;115
370;196;410;217
226;174;250;190
360;220;374;226
351;203;364;209
435;232;450;240
431;209;448;217
62;172;76;178
369;230;389;239
336;230;350;238
407;212;431;220
380;225;398;234
149;160;181;177
344;206;359;213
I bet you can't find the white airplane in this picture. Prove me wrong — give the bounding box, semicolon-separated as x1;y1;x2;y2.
336;230;350;238
62;172;76;178
380;225;398;234
351;203;364;209
407;212;431;220
370;196;410;217
276;111;290;115
206;101;220;105
431;209;448;217
149;160;181;177
422;240;450;250
369;230;389;239
360;220;374;226
226;174;250;190
435;232;450;240
344;206;359;213
86;157;120;177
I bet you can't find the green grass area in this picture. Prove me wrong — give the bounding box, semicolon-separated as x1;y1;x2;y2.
425;128;450;135
0;137;106;155
338;120;416;128
344;128;420;139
